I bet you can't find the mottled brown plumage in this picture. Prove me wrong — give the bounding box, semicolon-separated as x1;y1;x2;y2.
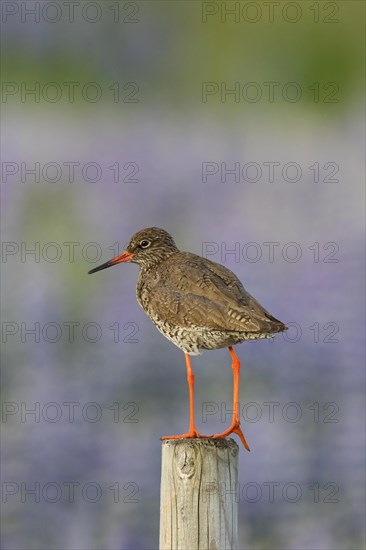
89;227;287;450
136;249;285;355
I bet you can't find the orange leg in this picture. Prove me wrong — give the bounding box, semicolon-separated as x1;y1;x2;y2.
212;347;250;451
161;353;208;440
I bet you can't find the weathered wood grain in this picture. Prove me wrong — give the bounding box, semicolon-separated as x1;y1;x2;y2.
160;438;239;550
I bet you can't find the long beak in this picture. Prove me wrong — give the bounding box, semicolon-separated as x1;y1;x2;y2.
88;250;133;274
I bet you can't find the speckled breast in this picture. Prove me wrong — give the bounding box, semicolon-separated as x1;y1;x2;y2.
146;315;273;355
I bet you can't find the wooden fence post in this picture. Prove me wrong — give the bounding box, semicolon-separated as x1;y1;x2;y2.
159;438;239;550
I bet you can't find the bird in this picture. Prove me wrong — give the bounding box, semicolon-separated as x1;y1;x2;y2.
88;227;287;450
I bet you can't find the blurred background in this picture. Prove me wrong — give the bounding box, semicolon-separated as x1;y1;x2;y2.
1;1;365;549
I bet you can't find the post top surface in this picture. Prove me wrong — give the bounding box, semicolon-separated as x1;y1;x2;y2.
161;437;239;452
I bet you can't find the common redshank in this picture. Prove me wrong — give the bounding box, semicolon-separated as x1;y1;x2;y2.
89;227;286;450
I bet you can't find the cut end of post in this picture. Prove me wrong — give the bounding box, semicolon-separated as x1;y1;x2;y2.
161;437;239;452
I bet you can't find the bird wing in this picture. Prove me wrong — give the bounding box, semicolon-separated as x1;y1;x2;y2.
148;252;283;333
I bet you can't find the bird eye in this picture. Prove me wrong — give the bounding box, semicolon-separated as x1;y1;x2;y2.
140;239;151;249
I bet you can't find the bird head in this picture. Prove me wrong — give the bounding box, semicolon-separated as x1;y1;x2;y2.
88;227;179;274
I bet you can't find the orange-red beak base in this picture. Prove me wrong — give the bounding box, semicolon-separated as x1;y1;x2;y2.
88;251;133;274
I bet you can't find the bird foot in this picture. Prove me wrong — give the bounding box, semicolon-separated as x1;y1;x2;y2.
212;422;250;451
161;428;210;440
